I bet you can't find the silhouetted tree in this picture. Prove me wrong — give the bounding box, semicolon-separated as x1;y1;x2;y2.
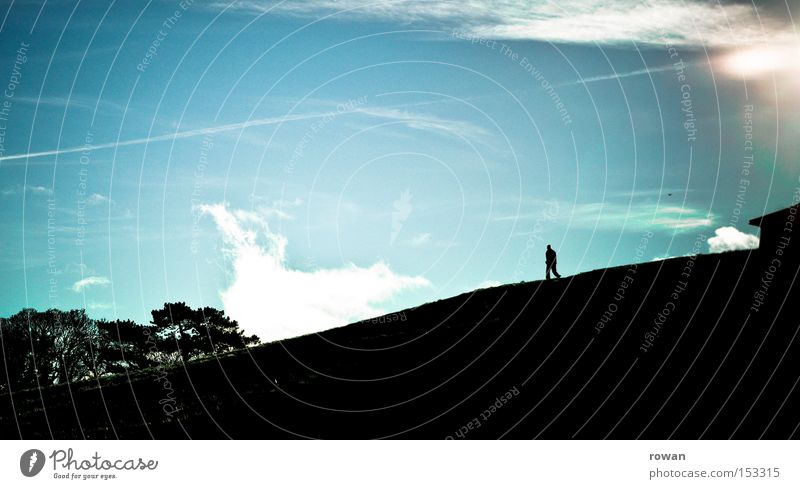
0;304;258;394
0;308;99;391
150;302;259;363
96;319;154;374
50;308;100;382
0;315;32;393
5;309;58;387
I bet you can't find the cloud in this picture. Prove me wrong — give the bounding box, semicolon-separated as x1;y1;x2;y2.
253;197;304;220
707;226;759;253
478;280;502;289
85;193;111;206
570;203;713;232
652;216;713;229
26;185;51;195
405;232;432;247
501;200;713;233
216;0;797;47
72;276;110;292
197;203;430;342
390;189;413;245
1;185;54;196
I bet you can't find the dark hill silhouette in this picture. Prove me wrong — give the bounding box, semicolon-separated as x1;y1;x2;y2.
1;248;799;439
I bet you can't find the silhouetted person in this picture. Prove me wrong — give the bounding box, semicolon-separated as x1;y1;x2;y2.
545;244;561;280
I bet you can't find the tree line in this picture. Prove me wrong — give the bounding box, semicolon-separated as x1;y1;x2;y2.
0;302;259;394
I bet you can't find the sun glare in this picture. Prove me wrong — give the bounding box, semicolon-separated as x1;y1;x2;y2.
721;44;800;77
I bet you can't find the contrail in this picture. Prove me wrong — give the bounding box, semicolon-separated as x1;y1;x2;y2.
557;64;679;87
0;110;344;163
0;103;484;163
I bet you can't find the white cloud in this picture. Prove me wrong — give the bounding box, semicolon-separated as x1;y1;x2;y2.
652;216;713;229
659;206;697;215
406;232;432;247
562;202;713;233
197;203;430;342
501;200;713;233
72;276;110;292
216;0;797;47
255;197;303;220
707;226;759;253
478;280;502;289
27;185;51;195
390;189;413;245
1;185;56;196
86;193;111;206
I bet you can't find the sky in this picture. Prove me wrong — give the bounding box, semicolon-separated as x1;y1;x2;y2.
0;0;798;342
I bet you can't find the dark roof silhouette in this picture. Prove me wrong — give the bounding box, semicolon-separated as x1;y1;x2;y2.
748;203;799;252
748;203;800;227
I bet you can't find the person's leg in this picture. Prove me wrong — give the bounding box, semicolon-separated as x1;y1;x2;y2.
545;263;551;280
553;262;561;278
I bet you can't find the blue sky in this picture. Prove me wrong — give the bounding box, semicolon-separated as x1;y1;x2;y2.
0;0;798;341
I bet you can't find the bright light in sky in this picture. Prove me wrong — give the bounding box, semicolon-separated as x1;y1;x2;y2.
721;44;800;77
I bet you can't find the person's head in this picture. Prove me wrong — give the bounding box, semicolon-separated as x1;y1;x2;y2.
547;244;552;250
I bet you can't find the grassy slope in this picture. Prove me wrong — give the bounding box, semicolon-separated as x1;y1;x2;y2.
1;249;799;439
